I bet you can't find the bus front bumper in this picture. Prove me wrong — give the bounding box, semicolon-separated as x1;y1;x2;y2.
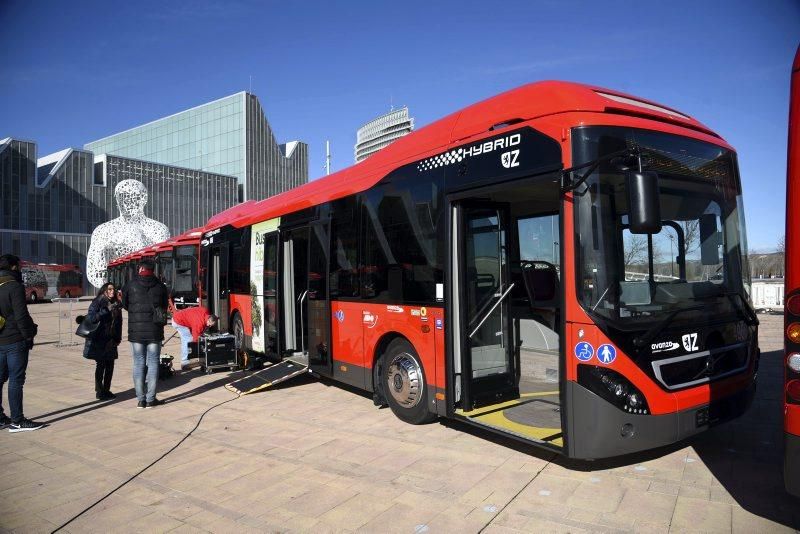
566;380;755;460
786;432;800;497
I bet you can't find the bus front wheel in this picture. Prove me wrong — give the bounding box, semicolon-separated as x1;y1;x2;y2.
380;338;436;425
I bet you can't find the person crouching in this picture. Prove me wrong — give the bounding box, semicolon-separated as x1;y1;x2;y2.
171;306;217;370
83;282;122;400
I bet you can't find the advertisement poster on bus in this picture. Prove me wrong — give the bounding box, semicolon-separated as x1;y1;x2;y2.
250;218;279;353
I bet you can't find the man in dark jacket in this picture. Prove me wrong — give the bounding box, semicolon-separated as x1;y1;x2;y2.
121;258;169;408
0;254;43;432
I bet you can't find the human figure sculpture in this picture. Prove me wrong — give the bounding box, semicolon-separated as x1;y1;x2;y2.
86;180;170;288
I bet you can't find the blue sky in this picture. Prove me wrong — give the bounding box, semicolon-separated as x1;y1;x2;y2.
1;0;797;251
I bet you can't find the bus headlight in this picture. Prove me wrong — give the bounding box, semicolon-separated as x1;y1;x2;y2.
577;365;650;415
789;353;800;373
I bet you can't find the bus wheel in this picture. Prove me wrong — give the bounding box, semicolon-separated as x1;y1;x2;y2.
232;313;245;350
29;291;37;303
381;338;436;425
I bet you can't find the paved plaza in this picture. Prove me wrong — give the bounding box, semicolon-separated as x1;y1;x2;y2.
0;301;798;533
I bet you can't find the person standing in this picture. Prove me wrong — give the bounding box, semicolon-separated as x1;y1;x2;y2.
0;254;43;432
171;306;217;370
83;283;122;400
122;259;169;409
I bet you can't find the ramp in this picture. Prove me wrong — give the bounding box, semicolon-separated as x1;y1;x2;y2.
225;360;308;395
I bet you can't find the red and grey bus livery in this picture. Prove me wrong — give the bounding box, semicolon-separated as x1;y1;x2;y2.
194;80;757;459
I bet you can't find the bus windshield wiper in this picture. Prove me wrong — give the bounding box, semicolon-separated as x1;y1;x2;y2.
632;304;705;350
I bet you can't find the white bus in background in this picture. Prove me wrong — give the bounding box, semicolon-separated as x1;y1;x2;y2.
752;278;785;313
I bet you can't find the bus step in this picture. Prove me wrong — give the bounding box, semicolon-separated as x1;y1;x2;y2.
225;360;308;395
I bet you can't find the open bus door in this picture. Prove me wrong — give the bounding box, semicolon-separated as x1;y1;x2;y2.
455;201;518;410
281;221;332;376
207;242;230;332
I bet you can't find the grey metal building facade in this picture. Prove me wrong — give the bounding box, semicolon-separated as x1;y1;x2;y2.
96;154;238;237
85;92;308;201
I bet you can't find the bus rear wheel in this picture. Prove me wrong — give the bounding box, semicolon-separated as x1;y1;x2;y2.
231;313;245;351
380;338;436;425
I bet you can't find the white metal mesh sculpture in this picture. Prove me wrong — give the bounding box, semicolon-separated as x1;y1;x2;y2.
86;179;170;288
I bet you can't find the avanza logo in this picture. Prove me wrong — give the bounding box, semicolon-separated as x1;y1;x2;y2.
416;133;521;172
651;341;680;353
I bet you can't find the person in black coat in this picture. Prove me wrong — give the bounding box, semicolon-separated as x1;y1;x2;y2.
121;259;169;408
84;282;122;400
0;254;43;432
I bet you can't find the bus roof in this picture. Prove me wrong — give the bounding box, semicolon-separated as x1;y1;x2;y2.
209;80;720;231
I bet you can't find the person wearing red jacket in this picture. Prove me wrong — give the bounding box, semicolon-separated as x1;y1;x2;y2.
171;306;217;370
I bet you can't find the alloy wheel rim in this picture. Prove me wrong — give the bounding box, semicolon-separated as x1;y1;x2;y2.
386;352;423;408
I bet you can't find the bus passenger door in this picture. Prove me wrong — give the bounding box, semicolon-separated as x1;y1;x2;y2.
281;223;332;376
456;202;518;410
209;242;230;332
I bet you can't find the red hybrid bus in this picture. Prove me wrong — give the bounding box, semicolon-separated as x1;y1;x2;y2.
784;45;800;496
193;80;757;459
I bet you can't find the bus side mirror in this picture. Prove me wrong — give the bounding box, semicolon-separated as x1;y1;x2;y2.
626;171;662;234
699;213;721;265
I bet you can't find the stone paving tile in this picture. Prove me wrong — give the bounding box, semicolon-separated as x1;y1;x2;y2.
669;496;733;533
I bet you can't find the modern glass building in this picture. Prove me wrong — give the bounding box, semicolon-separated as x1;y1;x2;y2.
85;92;308;201
0;137;239;293
1;140;96;288
354;107;414;163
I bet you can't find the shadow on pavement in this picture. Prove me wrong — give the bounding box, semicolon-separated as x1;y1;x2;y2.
692;349;799;528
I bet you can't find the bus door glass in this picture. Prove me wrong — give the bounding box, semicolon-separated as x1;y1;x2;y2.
209;242;230;332
262;232;279;356
281;223;331;374
458;202;517;409
283;227;309;361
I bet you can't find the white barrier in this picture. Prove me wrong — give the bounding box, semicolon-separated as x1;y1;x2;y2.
52;297;81;347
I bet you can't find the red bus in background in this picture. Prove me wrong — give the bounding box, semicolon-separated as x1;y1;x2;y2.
107;227;203;309
784;44;800;497
194;80;757;460
20;262;84;301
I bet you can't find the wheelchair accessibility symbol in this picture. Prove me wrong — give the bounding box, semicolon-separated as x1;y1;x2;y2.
574;342;594;362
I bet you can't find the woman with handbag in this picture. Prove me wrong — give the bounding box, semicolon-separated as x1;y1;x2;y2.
83;283;122;400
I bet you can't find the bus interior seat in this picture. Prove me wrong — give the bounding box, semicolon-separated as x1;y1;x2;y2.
520;261;560;331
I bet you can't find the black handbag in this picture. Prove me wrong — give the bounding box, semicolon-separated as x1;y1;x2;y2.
75;315;101;338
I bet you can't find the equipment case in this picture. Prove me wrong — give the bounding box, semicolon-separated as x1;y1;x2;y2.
199;333;238;373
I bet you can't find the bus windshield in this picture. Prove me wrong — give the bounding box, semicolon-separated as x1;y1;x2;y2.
572;126;751;330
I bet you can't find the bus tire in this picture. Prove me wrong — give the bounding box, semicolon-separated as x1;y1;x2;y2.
231;313;245;350
380;338;436;425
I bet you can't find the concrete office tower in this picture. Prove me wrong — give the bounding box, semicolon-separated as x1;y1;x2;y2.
355;107;414;163
85;92;308;201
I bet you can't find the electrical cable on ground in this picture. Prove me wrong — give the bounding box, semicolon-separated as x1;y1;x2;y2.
50;395;239;533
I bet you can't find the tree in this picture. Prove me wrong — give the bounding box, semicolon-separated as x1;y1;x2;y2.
623;233;648;278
